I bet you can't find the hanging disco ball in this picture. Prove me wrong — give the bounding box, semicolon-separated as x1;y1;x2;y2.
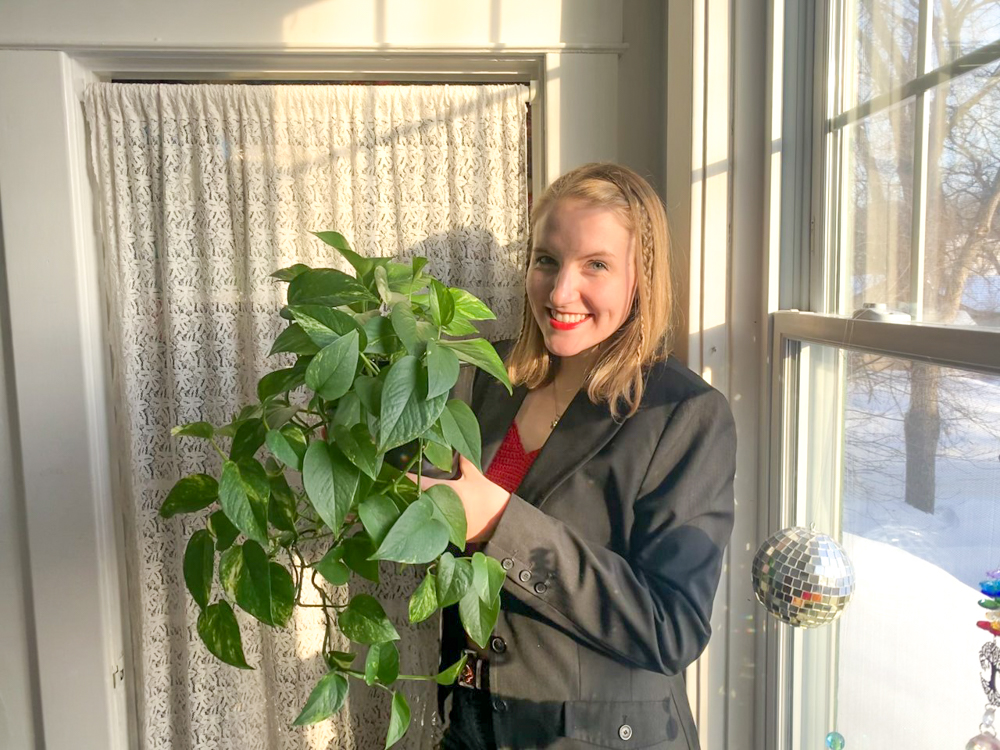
752;526;855;628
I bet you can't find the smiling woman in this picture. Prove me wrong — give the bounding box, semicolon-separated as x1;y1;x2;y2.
419;163;736;750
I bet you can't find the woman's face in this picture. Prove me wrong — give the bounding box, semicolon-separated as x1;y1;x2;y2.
527;198;636;361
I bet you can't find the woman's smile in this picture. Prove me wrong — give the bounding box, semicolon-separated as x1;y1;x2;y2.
548;309;593;329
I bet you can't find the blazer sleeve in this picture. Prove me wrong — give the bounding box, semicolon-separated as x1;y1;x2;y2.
482;388;737;676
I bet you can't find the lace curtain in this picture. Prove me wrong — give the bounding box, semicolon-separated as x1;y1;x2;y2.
84;82;527;750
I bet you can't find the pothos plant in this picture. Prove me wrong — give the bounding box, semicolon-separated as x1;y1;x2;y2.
159;231;513;747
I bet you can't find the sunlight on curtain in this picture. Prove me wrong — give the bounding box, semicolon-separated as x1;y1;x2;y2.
84;82;527;750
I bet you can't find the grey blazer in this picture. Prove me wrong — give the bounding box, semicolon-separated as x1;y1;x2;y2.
441;346;737;750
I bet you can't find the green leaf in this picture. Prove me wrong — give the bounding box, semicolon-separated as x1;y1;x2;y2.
424;441;454;473
197;601;252;669
358;494;402;547
354;373;383;415
449;288;496;321
438;338;511;394
218;460;269;545
267;473;297;533
471;552;506;605
428;279;455;326
303;442;359;532
293;671;349;726
230;418;267;462
435;552;474;608
172;421;215;439
257;356;311;401
342;534;380;583
324;650;358;670
338;594;400;644
221;541;294;627
374;266;392;305
160;474;219;518
437;399;483;473
315;546;351;586
371;497;450;565
263;402;300;430
434;654;469;685
424;485;467;550
378;356;449;451
306;331;360;401
271;263;311;282
362;315;399;356
333;391;363;427
425;342;460;400
266;424;308;471
208;510;239;550
443;317;480;336
332;423;382;480
411;256;428;277
364;641;399;687
459;587;501;649
408;571;438;624
183;529;215;610
390;304;422;357
311;231;372;277
385;691;411;749
288;305;367;350
269;323;321;356
288;268;375;307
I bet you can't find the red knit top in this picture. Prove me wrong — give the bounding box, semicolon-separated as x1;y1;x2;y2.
485;420;540;493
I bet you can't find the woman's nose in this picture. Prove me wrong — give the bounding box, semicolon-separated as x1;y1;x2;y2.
549;268;580;306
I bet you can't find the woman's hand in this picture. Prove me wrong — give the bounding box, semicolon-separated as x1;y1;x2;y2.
408;454;511;543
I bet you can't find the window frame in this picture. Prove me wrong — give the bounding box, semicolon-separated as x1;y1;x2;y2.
763;1;1000;747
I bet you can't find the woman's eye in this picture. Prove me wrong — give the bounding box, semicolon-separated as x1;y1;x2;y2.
590;260;608;271
533;255;555;266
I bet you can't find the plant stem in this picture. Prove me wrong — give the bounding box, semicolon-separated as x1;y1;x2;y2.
209;439;227;461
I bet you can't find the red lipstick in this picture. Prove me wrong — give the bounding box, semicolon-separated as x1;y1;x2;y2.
549;313;591;331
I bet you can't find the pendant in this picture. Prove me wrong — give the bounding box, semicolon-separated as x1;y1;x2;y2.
550;417;560;429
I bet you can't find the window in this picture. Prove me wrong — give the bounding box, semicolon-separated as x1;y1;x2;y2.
768;1;1000;747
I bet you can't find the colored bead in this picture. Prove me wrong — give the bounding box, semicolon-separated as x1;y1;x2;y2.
966;733;1000;750
977;621;1000;635
981;599;1000;610
984;706;996;728
981;581;1000;597
825;731;845;750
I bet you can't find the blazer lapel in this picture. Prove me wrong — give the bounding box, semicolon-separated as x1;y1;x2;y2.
476;381;528;474
515;390;625;509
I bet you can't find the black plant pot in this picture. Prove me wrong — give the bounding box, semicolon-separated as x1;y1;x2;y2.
383;440;460;480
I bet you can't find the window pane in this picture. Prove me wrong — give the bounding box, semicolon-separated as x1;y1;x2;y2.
841;100;916;316
930;0;1000;68
791;343;1000;747
923;64;1000;327
843;0;920;111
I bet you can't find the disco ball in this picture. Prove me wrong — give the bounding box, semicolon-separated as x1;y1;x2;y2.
752;526;855;628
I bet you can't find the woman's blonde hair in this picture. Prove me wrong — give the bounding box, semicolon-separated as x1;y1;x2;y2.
507;162;674;420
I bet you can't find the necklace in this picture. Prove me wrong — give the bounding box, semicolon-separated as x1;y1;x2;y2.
550;380;572;429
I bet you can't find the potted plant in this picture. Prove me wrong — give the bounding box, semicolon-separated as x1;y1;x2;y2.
159;230;512;747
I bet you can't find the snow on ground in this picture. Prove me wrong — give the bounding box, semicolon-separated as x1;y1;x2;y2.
820;366;1000;744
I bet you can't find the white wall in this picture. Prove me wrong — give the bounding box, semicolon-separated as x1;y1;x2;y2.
0;228;40;750
0;2;673;749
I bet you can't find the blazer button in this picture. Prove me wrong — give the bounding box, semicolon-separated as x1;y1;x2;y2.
533;582;547;595
492;698;507;713
518;570;531;583
618;724;633;741
501;558;514;570
490;636;507;654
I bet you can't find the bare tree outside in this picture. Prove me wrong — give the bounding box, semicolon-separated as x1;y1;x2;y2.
843;0;1000;514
